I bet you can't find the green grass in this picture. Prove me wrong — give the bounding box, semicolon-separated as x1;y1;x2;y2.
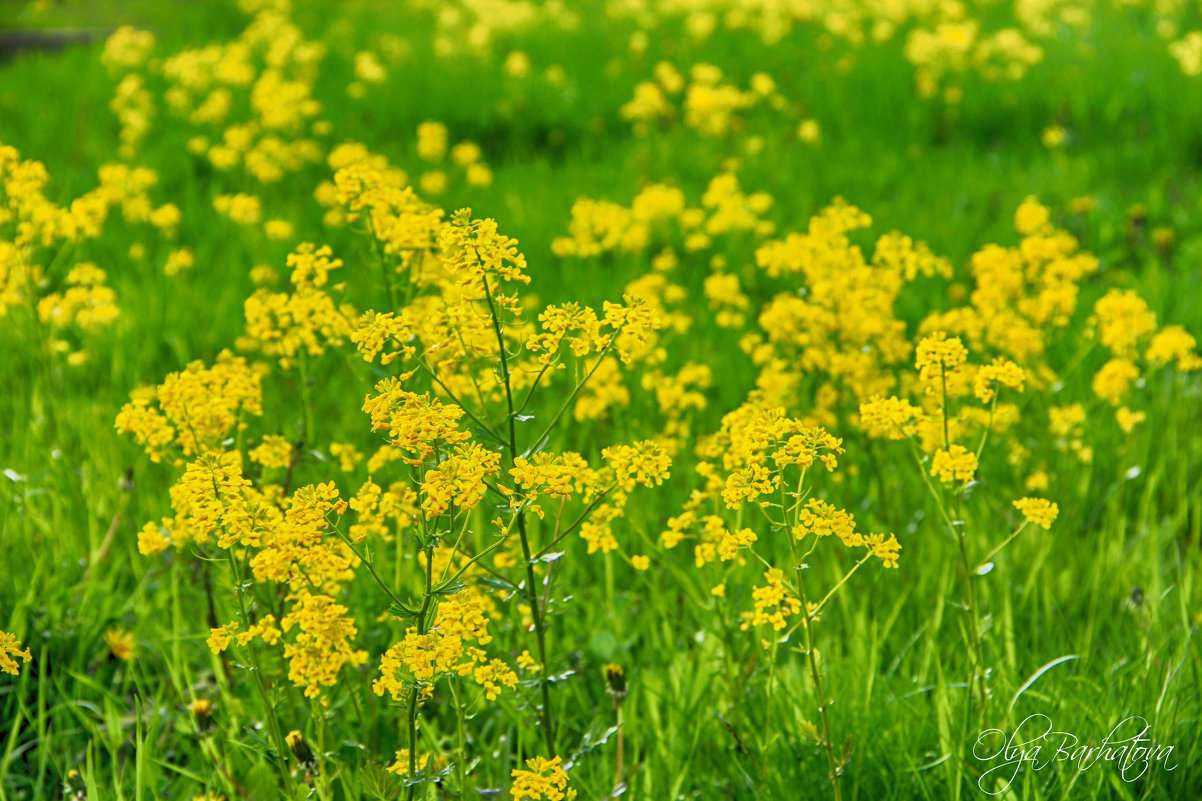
2;1;1201;799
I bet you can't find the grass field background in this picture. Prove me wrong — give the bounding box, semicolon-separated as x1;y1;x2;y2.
1;1;1200;799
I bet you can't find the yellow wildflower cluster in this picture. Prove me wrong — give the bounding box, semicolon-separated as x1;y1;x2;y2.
0;631;32;676
621;62;785;139
140;4;327;180
552;173;772;259
374;582;513;702
115;351;262;462
243;242;354;368
741;569;802;632
421;442;502;519
1;146;183;363
1013;497;1059;529
510;755;572;801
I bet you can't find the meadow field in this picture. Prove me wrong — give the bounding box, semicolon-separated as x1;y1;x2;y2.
1;0;1201;799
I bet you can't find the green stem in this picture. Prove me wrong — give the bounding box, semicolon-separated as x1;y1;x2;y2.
793;554;843;801
225;550;293;795
297;351;316;447
451;678;471;798
480;275;557;757
526;333;618;457
404;544;436;801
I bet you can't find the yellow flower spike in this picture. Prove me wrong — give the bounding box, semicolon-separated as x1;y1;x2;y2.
0;631;33;675
915;331;968;382
510;755;571;801
1013;497;1059;529
930;445;978;484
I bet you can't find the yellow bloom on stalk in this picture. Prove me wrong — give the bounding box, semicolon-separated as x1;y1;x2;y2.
451;142;482;166
286;242;342;289
527;303;603;365
509;452;581;503
351;311;416;366
579;504;621;554
1092;289;1157;357
101;26;155;73
104;628;134;661
115;351;262;461
602;294;663;364
1146;325;1202;370
915;331;968;382
137;521;171;555
859;395;922;439
930;444;978;483
1041;124;1066;149
1116;407;1146;433
973;358;1025;403
213;193;262;225
416;121;448;162
473;659;519;700
1091;358;1139;406
329;442;363;473
207;622;239;654
421;442;501;518
249;481;352;588
164;248;194;276
1;631;32;675
602;440;671;492
440;208;530;286
517;650;540;672
510;755;572;801
375;629;463;697
362;380;470;464
1013;196;1050;235
386;749;432;776
866;533;902;568
236;615;282;647
279;591;369;698
741;568;801;633
795;499;863;548
249;434;293;469
1013;497;1058;529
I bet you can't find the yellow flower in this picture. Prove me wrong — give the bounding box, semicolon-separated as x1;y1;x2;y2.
974;358;1025;403
510;755;571;801
386;749;432;776
207;622;239;654
1091;358;1139;406
1013;196;1050;235
1116;407;1146;434
1013;497;1058;529
104;628;134;661
416;121;448;162
250;434;293;469
631;554;650;571
859;395;921;439
915;331;968;383
930;445;978;483
866;533;902;568
602;440;671;492
0;631;33;675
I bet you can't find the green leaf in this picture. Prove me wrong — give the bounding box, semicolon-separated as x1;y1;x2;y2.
361;763;403;800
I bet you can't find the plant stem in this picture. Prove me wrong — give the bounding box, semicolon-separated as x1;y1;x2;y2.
480;275;557;757
405;543;436;801
225;550;293;795
794;563;843;801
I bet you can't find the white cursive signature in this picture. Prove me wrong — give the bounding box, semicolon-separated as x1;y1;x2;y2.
972;714;1177;795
